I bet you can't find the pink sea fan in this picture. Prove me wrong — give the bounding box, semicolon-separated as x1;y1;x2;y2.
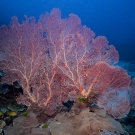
0;9;131;116
98;89;130;119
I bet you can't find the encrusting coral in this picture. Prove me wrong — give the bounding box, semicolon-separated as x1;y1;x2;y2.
3;101;128;135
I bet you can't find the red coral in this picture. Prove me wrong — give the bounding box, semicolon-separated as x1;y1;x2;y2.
0;9;131;116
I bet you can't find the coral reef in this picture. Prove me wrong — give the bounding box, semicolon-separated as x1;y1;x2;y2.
3;104;128;135
0;9;131;118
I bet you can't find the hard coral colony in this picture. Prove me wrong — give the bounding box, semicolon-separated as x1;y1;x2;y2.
0;9;130;118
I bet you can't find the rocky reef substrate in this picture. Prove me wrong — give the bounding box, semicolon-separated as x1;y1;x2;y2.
1;102;131;135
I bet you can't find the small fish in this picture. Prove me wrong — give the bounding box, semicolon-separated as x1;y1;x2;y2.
0;112;3;116
6;111;17;117
40;123;48;129
90;102;96;107
22;112;28;116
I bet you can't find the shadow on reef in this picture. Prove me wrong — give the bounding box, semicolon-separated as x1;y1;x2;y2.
119;109;135;135
62;100;74;112
0;81;23;104
0;75;27;134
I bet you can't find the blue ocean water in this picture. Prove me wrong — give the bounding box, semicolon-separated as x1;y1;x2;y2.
0;0;135;62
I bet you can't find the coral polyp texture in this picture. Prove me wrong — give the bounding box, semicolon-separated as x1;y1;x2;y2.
0;9;131;117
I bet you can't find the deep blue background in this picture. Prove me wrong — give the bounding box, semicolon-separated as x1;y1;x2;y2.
0;0;135;62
